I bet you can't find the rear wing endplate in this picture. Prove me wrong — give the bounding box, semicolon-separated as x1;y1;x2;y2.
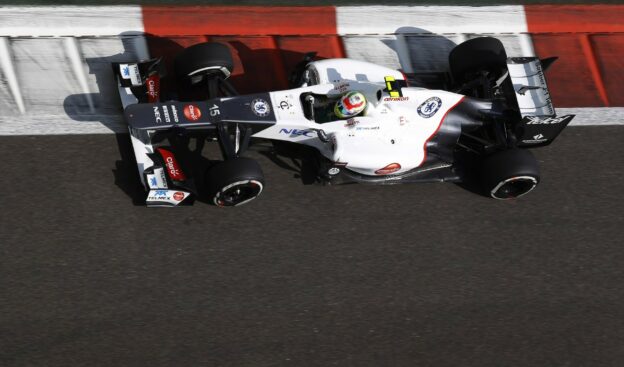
507;57;555;118
515;114;575;147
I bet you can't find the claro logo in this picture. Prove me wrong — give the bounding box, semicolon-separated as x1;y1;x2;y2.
183;104;202;121
146;75;160;103
157;148;186;181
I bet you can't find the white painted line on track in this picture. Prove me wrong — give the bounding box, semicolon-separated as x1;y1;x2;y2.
337;6;528;35
0;6;144;37
0;115;126;135
64;37;94;113
560;108;624;126
0;37;25;114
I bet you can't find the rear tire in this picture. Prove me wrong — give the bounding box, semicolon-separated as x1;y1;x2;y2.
205;158;265;207
481;148;540;200
449;37;507;83
175;42;234;85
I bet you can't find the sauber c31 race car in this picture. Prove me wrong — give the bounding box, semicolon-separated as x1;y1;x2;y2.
113;37;573;207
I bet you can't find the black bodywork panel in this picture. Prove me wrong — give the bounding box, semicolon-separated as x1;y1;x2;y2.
124;93;277;130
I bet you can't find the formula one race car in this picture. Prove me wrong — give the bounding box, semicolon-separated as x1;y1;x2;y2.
113;37;573;207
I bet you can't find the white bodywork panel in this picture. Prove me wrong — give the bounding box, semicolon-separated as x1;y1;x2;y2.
309;58;405;85
254;58;464;176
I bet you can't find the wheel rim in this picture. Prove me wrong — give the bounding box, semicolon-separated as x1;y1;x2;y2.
491;176;537;200
214;180;263;207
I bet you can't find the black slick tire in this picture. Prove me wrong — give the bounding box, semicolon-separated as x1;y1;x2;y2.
174;42;234;85
481;148;540;200
205;158;265;207
449;37;508;83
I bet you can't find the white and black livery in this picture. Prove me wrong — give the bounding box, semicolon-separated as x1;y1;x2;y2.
113;38;573;207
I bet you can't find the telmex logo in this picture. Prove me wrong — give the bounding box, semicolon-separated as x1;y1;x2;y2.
183;104;202;121
279;128;315;137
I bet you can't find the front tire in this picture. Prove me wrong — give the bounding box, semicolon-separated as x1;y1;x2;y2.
481;148;540;200
205;158;265;207
175;42;234;85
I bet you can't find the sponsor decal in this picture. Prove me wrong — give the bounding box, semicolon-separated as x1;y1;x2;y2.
251;98;270;117
146;75;160;103
279;128;315;138
161;105;171;124
157;168;168;187
153;106;162;123
157;148;186;181
383;96;409;102
525;116;566;125
355;126;380;131
146;189;188;204
147;167;168;189
375;163;402;175
278;100;291;110
417;97;442;118
148;175;158;188
171;105;179;123
522;133;548;144
119;64;131;79
123;64;141;86
149;190;169;200
183;104;201;121
335;82;350;93
345;118;358;127
399;116;408;125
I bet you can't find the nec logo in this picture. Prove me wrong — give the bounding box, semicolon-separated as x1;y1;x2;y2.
279;128;315;138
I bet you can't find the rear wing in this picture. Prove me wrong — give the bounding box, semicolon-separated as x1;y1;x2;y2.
124;94;277;130
507;57;574;147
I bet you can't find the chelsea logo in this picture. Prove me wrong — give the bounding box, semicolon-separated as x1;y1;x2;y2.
417;97;442;118
251;98;270;117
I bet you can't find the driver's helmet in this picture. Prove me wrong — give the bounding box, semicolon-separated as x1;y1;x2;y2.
334;91;367;119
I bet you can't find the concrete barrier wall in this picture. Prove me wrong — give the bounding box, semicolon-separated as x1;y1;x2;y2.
0;5;622;135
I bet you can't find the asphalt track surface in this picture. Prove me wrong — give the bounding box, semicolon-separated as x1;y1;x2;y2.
2;125;624;366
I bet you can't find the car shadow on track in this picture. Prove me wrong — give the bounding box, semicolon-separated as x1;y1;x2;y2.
63;32;158;205
253;141;321;185
63;33;326;204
